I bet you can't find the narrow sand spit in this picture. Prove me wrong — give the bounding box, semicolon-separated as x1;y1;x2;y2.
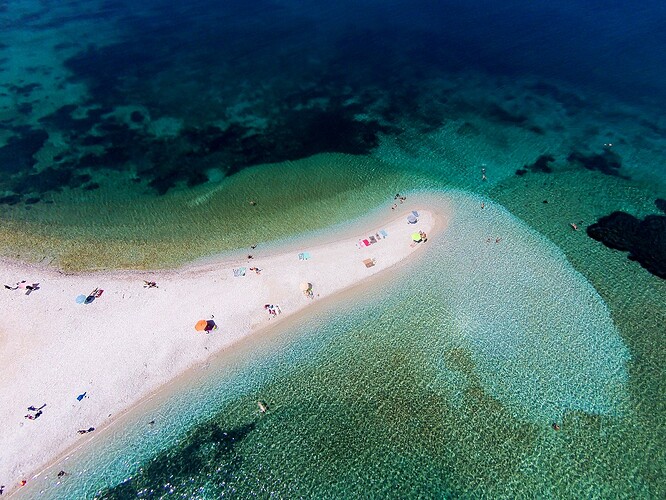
0;205;444;494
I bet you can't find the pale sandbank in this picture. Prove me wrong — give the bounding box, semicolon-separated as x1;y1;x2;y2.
0;204;445;495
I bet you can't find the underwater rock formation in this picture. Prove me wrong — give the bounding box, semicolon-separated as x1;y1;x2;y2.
587;211;666;279
567;149;627;178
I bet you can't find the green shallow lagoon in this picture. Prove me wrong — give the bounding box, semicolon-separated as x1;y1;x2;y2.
0;154;420;270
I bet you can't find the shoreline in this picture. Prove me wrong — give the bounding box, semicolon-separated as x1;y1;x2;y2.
1;197;449;496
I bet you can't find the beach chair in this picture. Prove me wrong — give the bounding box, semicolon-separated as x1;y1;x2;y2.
298;252;311;260
363;239;371;246
363;258;376;268
233;267;246;277
369;235;378;244
379;229;388;238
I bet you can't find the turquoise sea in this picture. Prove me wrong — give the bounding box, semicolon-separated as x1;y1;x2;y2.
1;0;664;497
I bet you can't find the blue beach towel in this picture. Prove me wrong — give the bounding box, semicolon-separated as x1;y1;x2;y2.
298;252;311;260
233;267;246;277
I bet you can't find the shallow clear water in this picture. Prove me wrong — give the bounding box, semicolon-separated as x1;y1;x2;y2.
26;192;647;499
2;0;665;497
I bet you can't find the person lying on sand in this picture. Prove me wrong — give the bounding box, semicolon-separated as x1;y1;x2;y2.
4;280;33;290
24;410;43;420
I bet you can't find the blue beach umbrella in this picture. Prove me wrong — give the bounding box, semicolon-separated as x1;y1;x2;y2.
75;294;86;304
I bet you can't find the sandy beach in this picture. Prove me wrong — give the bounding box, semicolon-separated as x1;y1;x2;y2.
0;204;444;495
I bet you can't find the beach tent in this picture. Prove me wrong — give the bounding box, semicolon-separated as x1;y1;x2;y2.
411;232;422;242
407;214;418;224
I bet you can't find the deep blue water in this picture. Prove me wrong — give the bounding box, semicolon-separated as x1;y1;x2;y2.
2;0;666;202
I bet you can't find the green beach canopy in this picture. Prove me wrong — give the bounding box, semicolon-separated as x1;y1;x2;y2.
411;232;422;242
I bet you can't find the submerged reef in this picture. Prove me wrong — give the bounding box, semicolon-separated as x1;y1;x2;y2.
587;211;666;279
0;103;387;201
567;149;628;179
98;419;256;498
655;198;666;214
515;154;555;176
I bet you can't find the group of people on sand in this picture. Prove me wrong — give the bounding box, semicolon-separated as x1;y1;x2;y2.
24;404;46;420
4;280;39;294
264;304;281;318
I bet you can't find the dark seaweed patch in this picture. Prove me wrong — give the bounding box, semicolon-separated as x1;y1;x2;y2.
130;110;144;123
79;135;106;146
486;103;528;125
135;109;385;194
0;194;21;205
587;211;666;279
655;198;666;213
17;102;33;115
13;167;73;193
456;122;480;137
7;82;42;96
97;420;256;498
39;105;87;132
53;41;76;51
566;149;627;178
528;82;586;109
517;154;555;175
0;128;48;173
277;108;385;157
64;42;166;99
